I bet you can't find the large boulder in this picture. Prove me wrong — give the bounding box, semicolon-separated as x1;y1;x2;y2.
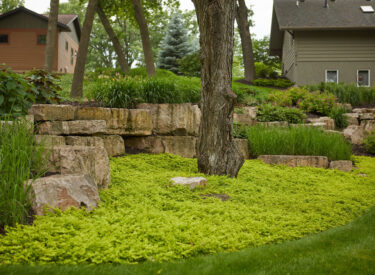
126;136;197;158
35;135;66;147
359;113;374;121
363;120;375;136
235;139;250;159
101;135;125;156
234;107;258;126
48;146;111;188
30;174;100;216
344;113;360;126
29;104;76;121
307;117;335;130
75;107;152;136
329;161;353;172
137;103;200;136
37;120;107;135
258;155;329;168
343;125;365;145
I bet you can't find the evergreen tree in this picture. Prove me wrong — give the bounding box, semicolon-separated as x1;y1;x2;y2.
158;12;191;74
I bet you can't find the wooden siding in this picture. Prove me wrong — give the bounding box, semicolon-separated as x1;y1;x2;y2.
282;31;296;82
0;28;58;72
0;12;48;29
296;31;375;62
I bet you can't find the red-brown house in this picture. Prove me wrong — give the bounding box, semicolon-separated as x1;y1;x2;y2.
0;6;81;73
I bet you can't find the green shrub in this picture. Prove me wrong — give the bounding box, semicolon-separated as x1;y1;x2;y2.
0;67;36;118
308;82;375;107
364;131;375;154
253;78;294;88
257;104;306;124
142;78;181;104
91;78;142;108
297;91;337;115
255;62;279;79
0;118;46;229
329;106;349;130
178;51;201;77
245;125;352;161
25;69;61;104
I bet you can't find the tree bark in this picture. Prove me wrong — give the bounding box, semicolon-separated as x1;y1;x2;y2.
236;0;256;83
131;0;156;77
44;0;59;73
192;0;244;177
97;4;129;74
70;0;98;98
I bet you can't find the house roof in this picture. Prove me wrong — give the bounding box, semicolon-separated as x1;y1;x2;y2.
0;6;71;31
43;13;81;40
270;0;375;55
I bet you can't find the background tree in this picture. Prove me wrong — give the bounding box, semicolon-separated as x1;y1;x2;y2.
0;0;24;13
253;36;281;69
192;0;244;177
158;12;191;74
235;0;256;83
70;0;98;98
131;0;155;77
44;0;59;73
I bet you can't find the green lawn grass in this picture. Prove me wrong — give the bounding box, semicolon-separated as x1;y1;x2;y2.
1;205;374;274
1;154;374;266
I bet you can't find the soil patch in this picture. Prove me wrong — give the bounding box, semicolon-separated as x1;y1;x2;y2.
60;101;102;107
352;145;375;157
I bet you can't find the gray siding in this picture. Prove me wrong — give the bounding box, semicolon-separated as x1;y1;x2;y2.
66;21;79;44
282;31;296;82
291;30;375;86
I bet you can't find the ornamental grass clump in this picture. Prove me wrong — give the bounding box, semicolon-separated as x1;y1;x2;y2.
0;118;46;229
245;125;352;161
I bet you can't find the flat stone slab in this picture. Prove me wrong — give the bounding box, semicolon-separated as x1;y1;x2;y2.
329;161;353;172
37;120;107;135
29;104;76;121
35;135;66;146
30;174;100;216
171;177;207;190
258;155;329;168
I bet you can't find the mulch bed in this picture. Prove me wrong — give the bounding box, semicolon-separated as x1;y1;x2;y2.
60;101;102;107
352;145;375;157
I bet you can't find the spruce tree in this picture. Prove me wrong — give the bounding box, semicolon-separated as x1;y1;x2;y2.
158;12;191;74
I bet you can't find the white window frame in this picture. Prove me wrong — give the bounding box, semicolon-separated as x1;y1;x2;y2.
357;69;371;87
325;69;339;84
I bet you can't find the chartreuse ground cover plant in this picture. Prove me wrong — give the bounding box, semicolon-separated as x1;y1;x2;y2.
1;154;375;265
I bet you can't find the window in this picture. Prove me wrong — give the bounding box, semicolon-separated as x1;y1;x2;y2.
65;41;68;51
71;48;74;65
357;70;370;87
325;70;338;83
37;34;46;45
0;34;8;44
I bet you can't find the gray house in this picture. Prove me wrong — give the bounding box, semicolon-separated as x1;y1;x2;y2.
270;0;375;87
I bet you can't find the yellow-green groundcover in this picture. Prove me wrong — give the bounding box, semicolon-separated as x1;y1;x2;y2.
1;154;374;265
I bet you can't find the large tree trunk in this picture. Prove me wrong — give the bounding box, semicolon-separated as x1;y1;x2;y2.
236;0;256;83
131;0;156;77
97;4;129;74
70;0;98;98
193;0;244;177
44;0;59;73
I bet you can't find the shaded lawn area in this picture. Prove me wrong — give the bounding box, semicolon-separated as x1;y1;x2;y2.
0;154;374;266
1;206;374;274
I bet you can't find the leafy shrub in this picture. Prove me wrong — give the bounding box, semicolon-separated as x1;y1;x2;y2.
308;82;375;107
142;78;181;104
0;118;46;229
329;106;349;130
297;91;337;115
91;78;142;108
255;62;279;79
26;69;61;104
1;154;374;264
0;67;36;117
364;131;375;154
178;51;201;77
245;125;352;161
253;78;294;88
257;104;306;124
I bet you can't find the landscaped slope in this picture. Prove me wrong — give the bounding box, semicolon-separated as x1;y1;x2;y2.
0;154;374;264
